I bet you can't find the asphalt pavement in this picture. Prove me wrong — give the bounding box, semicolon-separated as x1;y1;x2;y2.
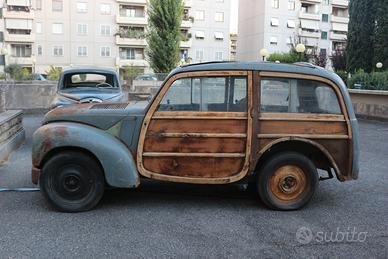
0;115;387;258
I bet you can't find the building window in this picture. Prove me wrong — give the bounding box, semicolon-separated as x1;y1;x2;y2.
52;23;63;34
196;49;204;61
100;25;111;36
36;0;42;10
195;10;205;21
287;20;295;28
215;12;224;22
36;22;42;33
321;31;328;39
288;0;295;10
77;46;87;57
52;0;63;12
272;0;279;9
286;37;292;45
270;37;278;45
323;0;330;5
320;49;327;56
100;46;111;57
215;51;223;61
119;48;135;59
76;2;88;13
11;44;32;57
53;46;63;56
322;14;329;22
37;45;43;56
195;31;205;39
214;32;224;40
100;4;111;15
77;23;87;35
270;18;279;27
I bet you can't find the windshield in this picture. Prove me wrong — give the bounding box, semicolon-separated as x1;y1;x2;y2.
62;73;119;89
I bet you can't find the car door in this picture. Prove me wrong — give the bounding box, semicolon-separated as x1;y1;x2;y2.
137;71;253;184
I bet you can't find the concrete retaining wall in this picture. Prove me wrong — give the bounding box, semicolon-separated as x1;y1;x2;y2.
349;89;388;121
0;110;25;164
0;81;57;113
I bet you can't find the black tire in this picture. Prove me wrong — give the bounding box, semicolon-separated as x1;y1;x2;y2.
40;151;105;212
257;152;318;210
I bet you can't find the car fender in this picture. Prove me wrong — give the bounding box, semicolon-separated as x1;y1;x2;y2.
32;122;140;188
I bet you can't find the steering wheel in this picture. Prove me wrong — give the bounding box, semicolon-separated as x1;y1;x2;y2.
96;82;114;88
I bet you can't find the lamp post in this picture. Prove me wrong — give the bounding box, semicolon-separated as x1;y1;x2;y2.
259;48;269;61
32;55;36;74
376;62;383;71
295;43;306;62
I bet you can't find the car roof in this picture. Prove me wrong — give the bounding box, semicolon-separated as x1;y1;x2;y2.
62;67;118;75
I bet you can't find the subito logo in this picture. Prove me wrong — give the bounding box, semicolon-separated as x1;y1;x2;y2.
296;227;313;244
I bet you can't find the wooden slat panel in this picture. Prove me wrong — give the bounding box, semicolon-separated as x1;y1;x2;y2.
259;113;345;122
144;136;246;153
257;134;349;139
260;120;348;135
143;157;244;178
153;111;247;120
147;133;247;138
319;139;349;176
148;119;247;134
143;152;245;158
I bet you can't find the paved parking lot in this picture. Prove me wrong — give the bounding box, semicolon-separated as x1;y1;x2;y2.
0;115;387;258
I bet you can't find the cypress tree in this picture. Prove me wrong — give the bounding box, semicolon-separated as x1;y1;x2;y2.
346;0;377;72
146;0;183;73
374;0;388;69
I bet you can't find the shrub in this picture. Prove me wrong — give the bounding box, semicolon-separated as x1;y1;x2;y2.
46;66;62;81
336;70;348;85
4;64;32;80
348;70;388;90
267;52;300;63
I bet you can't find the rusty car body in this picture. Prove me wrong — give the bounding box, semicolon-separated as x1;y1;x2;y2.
32;62;359;212
50;67;124;109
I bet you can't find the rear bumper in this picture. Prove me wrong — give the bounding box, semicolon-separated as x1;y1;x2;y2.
31;166;41;185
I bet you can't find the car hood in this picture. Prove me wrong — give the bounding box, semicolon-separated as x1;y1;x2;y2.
43;101;149;130
59;88;122;101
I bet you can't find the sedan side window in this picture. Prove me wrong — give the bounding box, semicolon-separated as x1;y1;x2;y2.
260;78;341;114
158;76;247;112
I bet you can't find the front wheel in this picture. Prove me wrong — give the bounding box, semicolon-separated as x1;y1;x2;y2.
257;152;318;210
40;151;105;212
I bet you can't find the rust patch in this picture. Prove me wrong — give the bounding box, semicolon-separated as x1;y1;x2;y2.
31;166;41;185
49;103;93;116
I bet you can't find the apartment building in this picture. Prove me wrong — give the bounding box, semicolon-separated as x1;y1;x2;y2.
0;0;231;76
237;0;349;65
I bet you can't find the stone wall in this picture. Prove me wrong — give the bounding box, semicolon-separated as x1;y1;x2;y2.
0;110;25;163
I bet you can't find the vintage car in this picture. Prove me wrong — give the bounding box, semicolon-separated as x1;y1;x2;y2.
31;62;359;212
50;67;124;109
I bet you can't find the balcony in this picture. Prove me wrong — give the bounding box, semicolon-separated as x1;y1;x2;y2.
300;0;321;3
330;32;347;41
184;0;193;8
116;36;147;46
116;15;147;25
332;0;349;7
180;39;192;49
116;0;147;4
4;32;35;42
331;15;349;24
299;30;320;38
3;9;34;19
117;58;148;67
7;56;33;65
181;19;193;28
299;11;320;21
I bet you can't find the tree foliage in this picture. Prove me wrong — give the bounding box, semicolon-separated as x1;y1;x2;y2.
4;64;31;80
347;0;377;72
374;0;388;69
46;66;62;81
146;0;183;73
331;49;347;72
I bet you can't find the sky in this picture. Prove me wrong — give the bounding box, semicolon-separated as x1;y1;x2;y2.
230;0;239;33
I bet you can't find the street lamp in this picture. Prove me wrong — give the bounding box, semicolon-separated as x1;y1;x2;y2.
376;62;383;70
260;48;269;61
295;43;306;62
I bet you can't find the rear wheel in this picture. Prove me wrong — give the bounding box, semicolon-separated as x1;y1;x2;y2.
40;151;105;212
257;152;318;210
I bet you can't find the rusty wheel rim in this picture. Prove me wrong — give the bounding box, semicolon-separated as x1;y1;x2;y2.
269;165;308;202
